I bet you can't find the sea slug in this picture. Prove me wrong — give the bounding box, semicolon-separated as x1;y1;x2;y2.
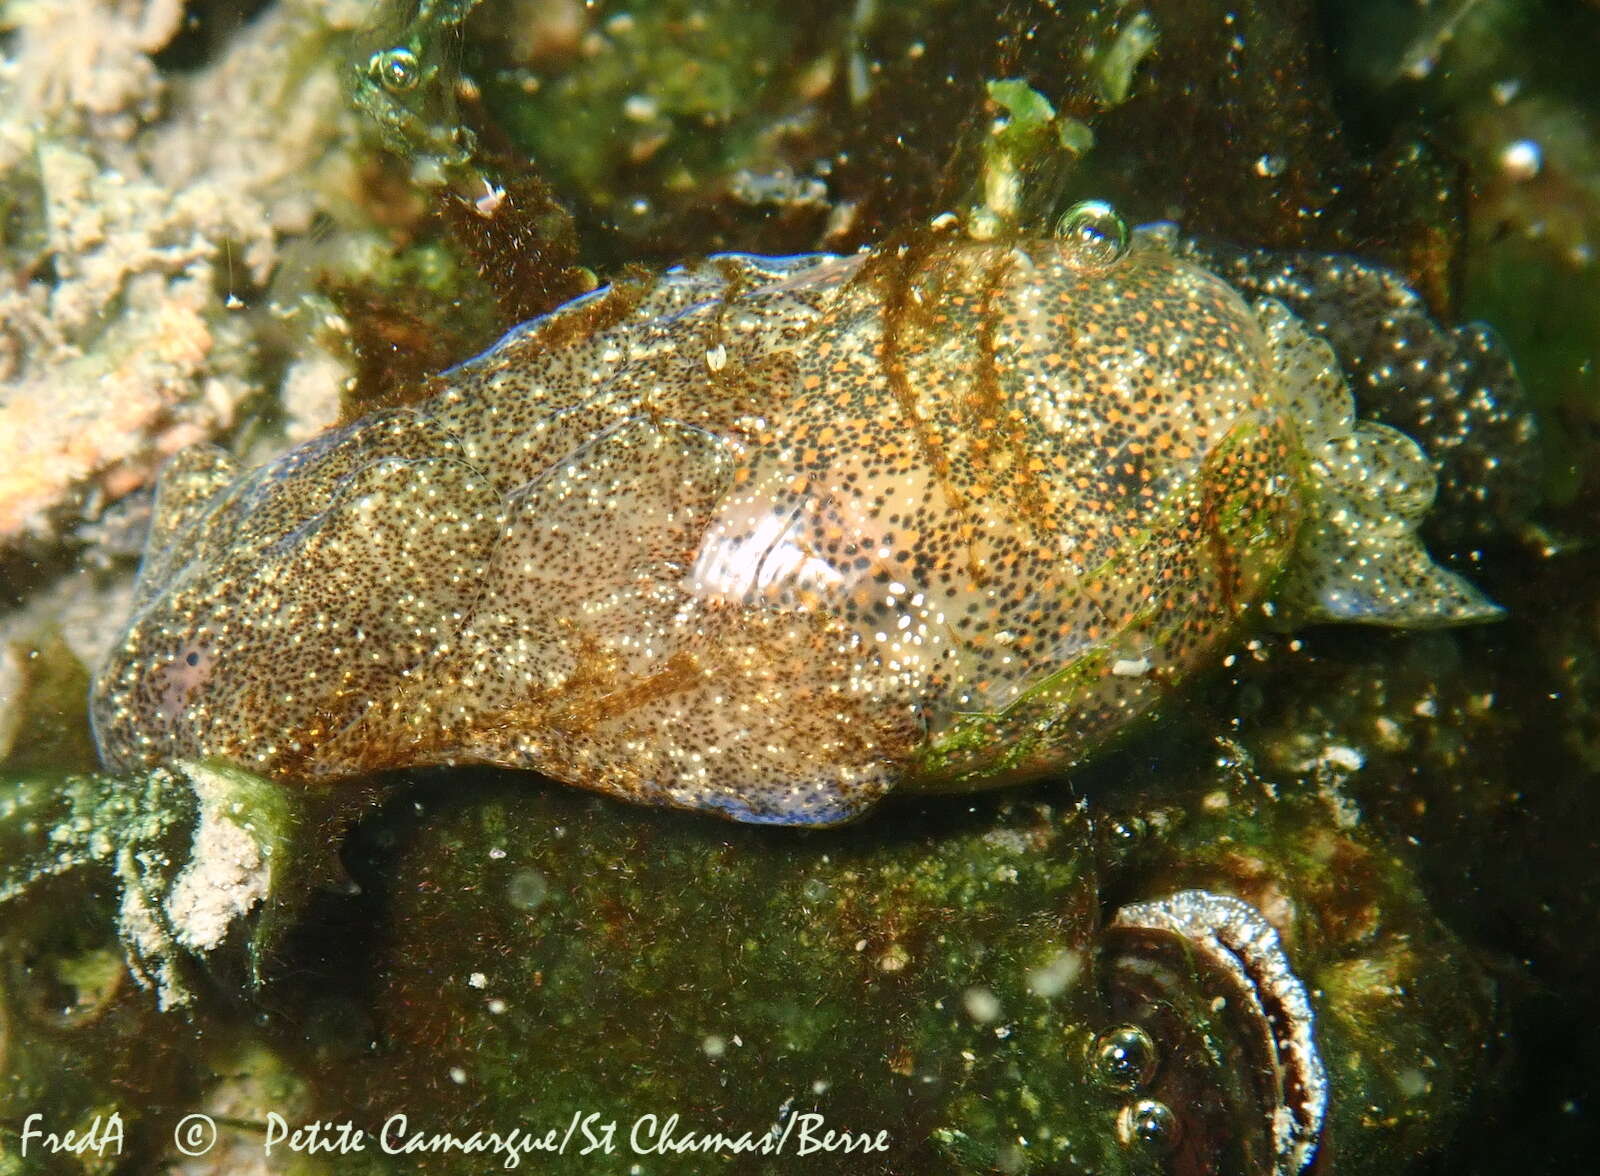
91;207;1506;824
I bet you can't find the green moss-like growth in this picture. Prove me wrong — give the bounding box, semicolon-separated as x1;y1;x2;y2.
0;630;97;775
321;233;504;421
0;749;1500;1175
305;783;1116;1174
481;0;829;209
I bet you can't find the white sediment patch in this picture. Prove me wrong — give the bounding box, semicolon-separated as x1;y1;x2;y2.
164;762;273;955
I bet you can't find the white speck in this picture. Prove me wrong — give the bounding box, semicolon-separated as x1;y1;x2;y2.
1396;1067;1431;1098
1025;949;1083;997
487;998;507;1014
1321;744;1365;772
474;178;506;217
468;972;487;989
702;1034;726;1058
1403;51;1437;80
623;93;658;122
1500;139;1542;181
449;1066;468;1085
704;343;728;372
1111;656;1150;676
963;986;1001;1023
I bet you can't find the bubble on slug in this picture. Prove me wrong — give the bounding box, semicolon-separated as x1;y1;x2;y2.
1055;200;1130;269
370;47;421;93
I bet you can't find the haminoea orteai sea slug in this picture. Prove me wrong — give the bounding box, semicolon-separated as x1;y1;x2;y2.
91;205;1512;825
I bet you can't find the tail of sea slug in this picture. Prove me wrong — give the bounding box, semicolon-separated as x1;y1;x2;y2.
1256;298;1504;629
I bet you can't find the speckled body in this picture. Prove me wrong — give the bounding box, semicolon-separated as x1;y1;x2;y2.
91;224;1502;824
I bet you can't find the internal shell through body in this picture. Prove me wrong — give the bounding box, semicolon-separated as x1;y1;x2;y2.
91;218;1502;824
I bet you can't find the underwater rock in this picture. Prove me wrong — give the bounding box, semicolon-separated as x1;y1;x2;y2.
0;754;1496;1176
0;827;323;1174
0;0;378;550
0;744;1499;1175
1113;762;1499;1175
247;758;1487;1176
0;764;288;1010
91;212;1510;824
0;868;182;1176
334;787;1117;1175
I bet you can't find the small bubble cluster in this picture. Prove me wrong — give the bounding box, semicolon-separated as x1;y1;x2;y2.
91;220;1505;824
1090;1024;1159;1091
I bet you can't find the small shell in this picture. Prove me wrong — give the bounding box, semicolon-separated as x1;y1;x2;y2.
1109;889;1328;1176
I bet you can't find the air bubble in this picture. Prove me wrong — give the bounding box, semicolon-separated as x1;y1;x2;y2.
1116;1098;1179;1153
370;47;421;94
1090;1024;1159;1091
1054;200;1130;269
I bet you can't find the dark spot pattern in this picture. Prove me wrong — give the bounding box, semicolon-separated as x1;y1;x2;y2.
90;230;1500;824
